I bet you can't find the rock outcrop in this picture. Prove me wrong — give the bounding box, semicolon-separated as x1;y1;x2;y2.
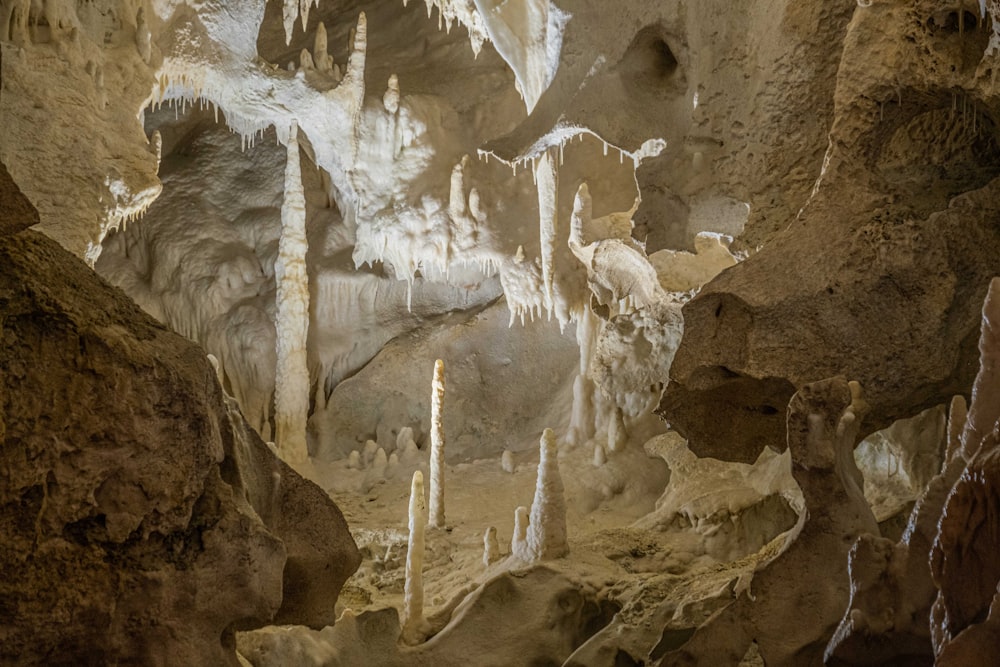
661;1;1000;461
0;229;359;665
658;377;879;665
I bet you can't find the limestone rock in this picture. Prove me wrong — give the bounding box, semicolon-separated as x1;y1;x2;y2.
661;0;1000;463
0;230;359;664
658;377;880;666
0;50;38;237
930;443;1000;658
661;167;1000;464
0;161;37;236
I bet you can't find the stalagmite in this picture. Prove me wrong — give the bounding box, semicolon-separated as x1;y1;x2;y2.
568;306;600;445
372;447;388;476
593;442;607;467
273;122;310;464
608;407;626;452
400;428;420;465
449;157;468;221
402;471;426;645
428;359;446;528
363;439;378;468
314;22;333;72
483;527;500;567
514;428;570;562
383;74;400;114
299;48;314;71
511;505;529;559
501;449;515;473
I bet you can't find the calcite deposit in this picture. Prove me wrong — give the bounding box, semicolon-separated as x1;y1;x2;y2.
4;0;1000;664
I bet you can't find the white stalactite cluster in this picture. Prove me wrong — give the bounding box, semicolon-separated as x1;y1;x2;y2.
274;122;311;464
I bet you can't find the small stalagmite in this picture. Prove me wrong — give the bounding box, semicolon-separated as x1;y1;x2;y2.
402;470;427;644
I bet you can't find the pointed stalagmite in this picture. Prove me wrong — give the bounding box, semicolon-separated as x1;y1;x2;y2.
314;21;333;72
273;121;310;464
483;527;500;567
383;74;400;114
402;470;426;644
526;428;569;560
511;505;530;559
428;359;446;527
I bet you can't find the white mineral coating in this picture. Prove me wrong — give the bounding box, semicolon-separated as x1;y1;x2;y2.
428;359;446;528
273;122;310;464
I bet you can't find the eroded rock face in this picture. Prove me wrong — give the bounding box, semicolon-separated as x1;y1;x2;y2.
0;230;359;664
661;1;1000;461
658;377;879;666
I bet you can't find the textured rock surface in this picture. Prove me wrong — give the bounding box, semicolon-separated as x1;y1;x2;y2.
661;1;1000;461
483;0;856;252
237;566;612;667
826;280;1000;665
659;377;879;666
0;230;359;664
0;49;37;237
0;161;36;237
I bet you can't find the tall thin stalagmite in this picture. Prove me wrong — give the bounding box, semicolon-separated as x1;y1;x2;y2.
273;121;310;464
428;359;446;528
402;470;426;644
